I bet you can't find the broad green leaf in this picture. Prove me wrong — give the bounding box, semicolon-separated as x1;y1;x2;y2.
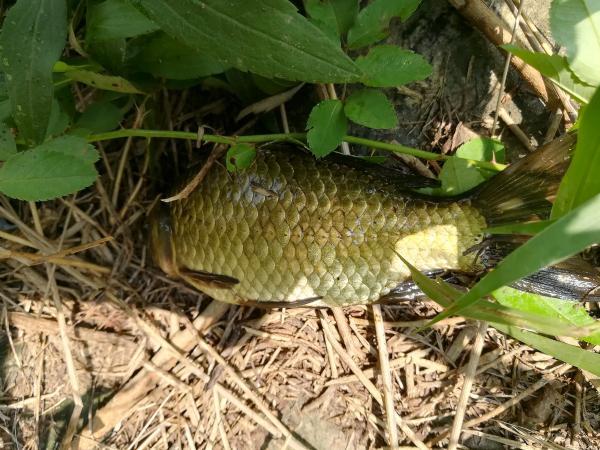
87;0;159;41
552;88;600;218
435;138;504;195
457;137;505;164
330;0;360;36
226;144;256;172
75;102;124;133
0;123;16;160
347;0;422;49
35;135;100;165
344;89;397;129
64;70;144;94
131;0;362;83
304;0;340;41
550;0;600;86
502;45;595;104
45;98;71;138
132;33;229;80
0;136;99;201
304;0;359;39
356;45;432;87
494;286;600;345
306;99;347;157
0;0;67;145
429;193;600;325
493;323;600;378
438;158;486;195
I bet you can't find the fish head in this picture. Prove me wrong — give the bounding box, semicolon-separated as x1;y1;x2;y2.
148;203;178;277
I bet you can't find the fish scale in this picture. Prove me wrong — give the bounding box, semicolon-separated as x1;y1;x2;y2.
167;149;487;306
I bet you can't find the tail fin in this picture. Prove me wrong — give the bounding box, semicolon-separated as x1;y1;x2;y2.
473;133;575;226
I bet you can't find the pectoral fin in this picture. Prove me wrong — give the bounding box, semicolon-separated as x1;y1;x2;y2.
179;269;239;290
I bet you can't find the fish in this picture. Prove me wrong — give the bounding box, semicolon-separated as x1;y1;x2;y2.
150;134;599;307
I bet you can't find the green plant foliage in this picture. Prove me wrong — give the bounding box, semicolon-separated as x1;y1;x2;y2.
226;144;256;171
306;99;347;157
131;33;229;80
399;254;600;375
344;89;397;129
75;102;124;133
485;220;554;235
502;45;595;104
492;323;600;377
347;0;422;49
550;0;600;87
304;0;360;39
131;0;362;83
0;123;17;161
64;70;144;94
0;136;99;201
428;193;600;325
87;0;159;41
493;286;600;345
0;0;67;145
553;88;600;218
435;137;504;195
355;45;432;87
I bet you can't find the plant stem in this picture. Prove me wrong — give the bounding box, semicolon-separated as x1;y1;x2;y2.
87;129;506;171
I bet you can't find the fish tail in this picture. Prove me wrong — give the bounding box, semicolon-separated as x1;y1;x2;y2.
472;134;600;302
473;133;575;226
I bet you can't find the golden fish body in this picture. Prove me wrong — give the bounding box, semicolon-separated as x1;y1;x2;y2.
151;148;487;307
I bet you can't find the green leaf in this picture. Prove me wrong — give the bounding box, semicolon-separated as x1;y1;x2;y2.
429;193;600;325
226;143;256;172
0;136;99;201
435;138;504;195
344;89;397;129
45;98;71;138
304;0;359;39
304;0;340;41
87;0;159;41
457;137;505;164
131;0;362;83
493;323;600;378
64;70;144;94
493;286;600;345
550;0;600;86
356;45;432;87
438;158;486;195
330;0;360;36
0;0;67;145
34;135;100;165
75;102;124;133
131;33;229;80
306;99;347;157
347;0;422;49
0;123;16;160
552;88;600;218
502;45;595;104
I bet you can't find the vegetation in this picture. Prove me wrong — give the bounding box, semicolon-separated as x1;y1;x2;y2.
0;0;599;390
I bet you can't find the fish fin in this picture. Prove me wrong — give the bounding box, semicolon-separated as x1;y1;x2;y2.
473;134;575;226
326;152;440;189
511;258;600;302
478;238;600;302
377;271;469;303
179;269;239;290
240;296;326;309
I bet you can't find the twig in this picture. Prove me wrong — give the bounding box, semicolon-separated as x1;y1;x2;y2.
447;0;553;105
372;304;399;450
331;307;360;360
491;0;525;138
319;311;427;450
497;108;534;150
447;321;488;450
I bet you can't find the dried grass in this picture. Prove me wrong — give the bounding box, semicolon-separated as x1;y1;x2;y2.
2;53;600;450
